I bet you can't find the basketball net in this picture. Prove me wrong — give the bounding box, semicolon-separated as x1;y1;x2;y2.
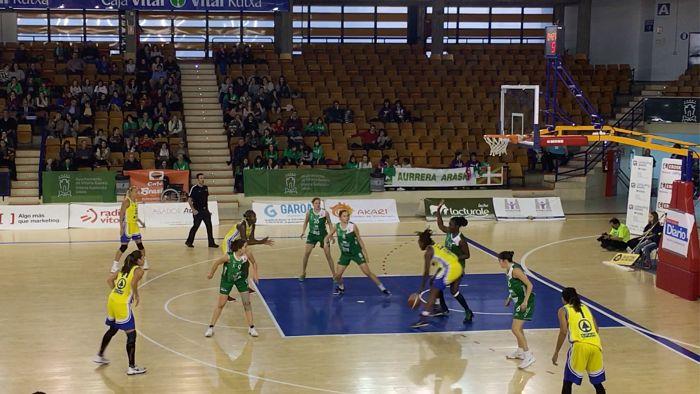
484;136;511;156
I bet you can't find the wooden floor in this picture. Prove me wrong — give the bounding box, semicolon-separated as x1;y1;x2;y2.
1;216;698;393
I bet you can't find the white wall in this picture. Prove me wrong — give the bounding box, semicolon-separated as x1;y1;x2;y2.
573;0;700;81
650;0;700;81
0;12;17;44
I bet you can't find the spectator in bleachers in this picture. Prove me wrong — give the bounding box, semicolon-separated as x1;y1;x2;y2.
94;128;108;145
234;157;250;193
359;154;372;169
94;140;111;169
123;152;142;171
67;53;85;75
42;157;58;172
64;98;80;118
8;63;25;82
96;55;109;75
376;129;392;150
353;124;379;150
232;76;247;97
109;91;123;112
275;76;292;99
166;89;182;110
260;128;275;148
597;218;630;251
168;114;183;137
325;101;346;123
281;144;302;166
287;127;303;148
243;113;259;134
81;78;94;97
35;91;49;114
301;147;313;166
272;118;285;135
122;114;138;138
214;46;228;75
136;58;150;82
139;134;156;151
74;139;94;169
265;157;278;170
174;142;189;162
285;111;303;133
312;139;324;165
450;152;465;168
252;156;265;169
109;128;124;152
7;77;22;96
247;130;261;151
81;43;99;63
94;80;108;97
6;92;19;112
82;101;95;123
401;157;412;168
138;113;154;136
64;114;79;138
346;155;359;169
124;137;138;153
230;138;249;167
0;111;17;143
46;113;65;138
173;154;189;171
378;99;393;123
0;140;16;180
264;144;278;164
59;140;75;169
156;143;171;168
304;117;327;136
69;80;81;97
125;59;136;75
393;100;410;122
14;43;30;64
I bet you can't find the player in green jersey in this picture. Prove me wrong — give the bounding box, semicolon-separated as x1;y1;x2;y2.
434;200;474;323
324;210;389;296
498;250;536;369
204;239;260;338
299;197;336;282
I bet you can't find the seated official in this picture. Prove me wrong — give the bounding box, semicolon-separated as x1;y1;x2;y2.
597;217;630;251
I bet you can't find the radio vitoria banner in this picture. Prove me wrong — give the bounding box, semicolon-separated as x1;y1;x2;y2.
1;0;289;11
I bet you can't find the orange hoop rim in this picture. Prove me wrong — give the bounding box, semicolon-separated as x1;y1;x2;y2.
483;134;532;143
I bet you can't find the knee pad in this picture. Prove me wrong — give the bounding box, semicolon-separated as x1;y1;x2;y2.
137;243;145;251
126;331;137;345
119;244;128;253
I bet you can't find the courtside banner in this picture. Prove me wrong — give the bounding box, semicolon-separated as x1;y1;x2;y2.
656;158;683;218
626;156;654;235
252;201;315;226
325;199;400;224
493;197;565;221
385;167;504;188
142;202;219;227
423;198;496;221
0;204;69;230
69;203;122;228
662;209;694;257
124;170;190;202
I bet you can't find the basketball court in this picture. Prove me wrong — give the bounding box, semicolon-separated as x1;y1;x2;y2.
1;215;698;393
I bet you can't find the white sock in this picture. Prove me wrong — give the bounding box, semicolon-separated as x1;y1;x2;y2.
111;260;120;272
523;350;532;357
378;283;386;291
517;347;524;353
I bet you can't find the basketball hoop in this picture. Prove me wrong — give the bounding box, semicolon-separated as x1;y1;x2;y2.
484;135;515;156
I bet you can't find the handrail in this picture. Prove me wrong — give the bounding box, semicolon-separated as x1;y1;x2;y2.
37;127;48;197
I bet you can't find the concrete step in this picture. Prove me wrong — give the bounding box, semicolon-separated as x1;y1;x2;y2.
186;122;224;129
8;196;41;205
186;130;227;138
192;170;233;179
15;150;40;158
205;177;234;186
11;180;39;189
11;188;39;197
191;155;229;164
210;194;239;203
182;73;218;81
645;84;667;91
16;165;38;173
189;148;230;156
187;127;225;135
187;135;228;144
207;185;233;194
180;63;215;70
218;202;240;220
15;157;40;165
190;163;231;171
184;109;224;117
186;114;223;122
187;141;228;150
17;173;38;181
182;97;219;105
182;86;218;93
183;103;221;111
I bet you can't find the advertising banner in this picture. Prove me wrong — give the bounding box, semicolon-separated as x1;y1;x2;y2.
252;201;316;226
493;197;565;221
423;198;496;221
141;201;219;227
3;0;288;11
626;156;654;235
244;169;370;197
661;209;695;257
69;203;123;228
656;158;683;218
644;97;699;123
325;199;400;224
42;171;116;203
124;169;190;202
385;167;503;188
0;204;69;230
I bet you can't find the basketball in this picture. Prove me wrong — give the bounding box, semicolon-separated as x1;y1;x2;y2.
408;293;422;309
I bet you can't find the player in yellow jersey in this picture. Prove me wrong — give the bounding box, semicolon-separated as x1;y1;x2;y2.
94;250;147;375
411;229;464;328
552;287;606;394
112;186;148;273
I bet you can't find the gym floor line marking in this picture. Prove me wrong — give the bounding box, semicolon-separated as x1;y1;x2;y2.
467;235;700;363
137;245;344;393
164;287;277;330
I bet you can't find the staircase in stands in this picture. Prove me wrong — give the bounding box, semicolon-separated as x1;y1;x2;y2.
180;62;237;220
609;83;668;125
9;149;40;204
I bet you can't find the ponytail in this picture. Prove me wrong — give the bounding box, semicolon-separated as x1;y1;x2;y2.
497;250;514;262
416;228;435;246
450;216;469;228
121;250;142;275
562;287;582;313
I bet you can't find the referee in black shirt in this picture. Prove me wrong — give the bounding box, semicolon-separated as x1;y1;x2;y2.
185;173;218;248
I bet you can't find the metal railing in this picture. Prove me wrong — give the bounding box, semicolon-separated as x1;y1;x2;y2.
37;128;48;197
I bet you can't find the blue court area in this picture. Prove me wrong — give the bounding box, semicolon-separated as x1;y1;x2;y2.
257;274;622;337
